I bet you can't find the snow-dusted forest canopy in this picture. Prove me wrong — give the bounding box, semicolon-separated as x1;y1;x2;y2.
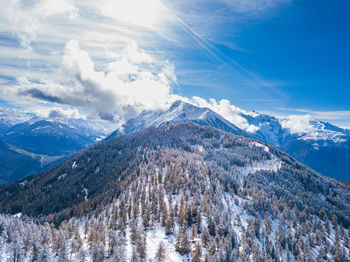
0;123;349;261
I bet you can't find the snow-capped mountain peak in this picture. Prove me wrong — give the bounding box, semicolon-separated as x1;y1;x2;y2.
106;101;350;180
107;100;248;139
298;121;347;143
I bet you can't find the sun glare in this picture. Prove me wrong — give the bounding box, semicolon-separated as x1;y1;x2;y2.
101;0;166;29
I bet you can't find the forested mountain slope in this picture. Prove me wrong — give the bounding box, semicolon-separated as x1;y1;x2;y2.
108;101;350;180
0;122;349;261
0;139;42;184
0;108;116;184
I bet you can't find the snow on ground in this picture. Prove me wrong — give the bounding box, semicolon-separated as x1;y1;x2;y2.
192;145;204;153
58;173;67;181
19;180;27;187
300;130;347;143
250;141;269;152
219;135;224;150
299;122;347;143
82;187;88;201
145;226;187;262
13;213;22;218
235;158;282;178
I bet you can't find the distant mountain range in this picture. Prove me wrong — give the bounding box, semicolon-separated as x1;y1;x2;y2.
3;120;97;156
0;101;349;183
108;100;350;181
241;108;350;181
0;108;35;135
0;108;116;184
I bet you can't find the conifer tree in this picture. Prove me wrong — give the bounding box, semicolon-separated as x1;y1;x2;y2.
192;244;202;262
332;214;338;232
201;227;209;247
175;228;190;255
155;242;166;262
252;242;259;261
136;233;147;259
196;209;201;234
165;217;172;235
161;204;168;227
325;219;330;235
264;215;272;235
142;211;149;228
91;242;104;262
319;209;327;221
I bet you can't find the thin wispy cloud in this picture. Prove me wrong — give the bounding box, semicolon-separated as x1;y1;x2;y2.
221;0;292;15
0;0;77;48
293;109;350;121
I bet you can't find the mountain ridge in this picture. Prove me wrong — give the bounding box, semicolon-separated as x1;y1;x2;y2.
0;122;349;261
0;111;116;184
108;101;350;180
1;122;349;223
107;100;249;140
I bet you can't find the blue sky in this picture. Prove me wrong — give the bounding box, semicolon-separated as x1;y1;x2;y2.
162;0;350;124
0;0;349;127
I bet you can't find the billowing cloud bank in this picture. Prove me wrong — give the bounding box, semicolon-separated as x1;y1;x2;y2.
191;97;260;133
280;115;314;134
1;40;180;123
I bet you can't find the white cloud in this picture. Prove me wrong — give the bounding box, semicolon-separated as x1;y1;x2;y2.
1;40;178;124
280;115;314;135
40;0;77;18
191;96;260;133
0;0;77;48
95;0;169;29
33;106;84;119
269;108;350;131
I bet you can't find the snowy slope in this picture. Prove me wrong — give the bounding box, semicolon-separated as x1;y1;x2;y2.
242;112;349;147
233;114;350;180
239;112;350;180
3;120;97;156
107;101;350;180
0;108;36;135
0;123;349;261
0;110;117;183
107;100;248;139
